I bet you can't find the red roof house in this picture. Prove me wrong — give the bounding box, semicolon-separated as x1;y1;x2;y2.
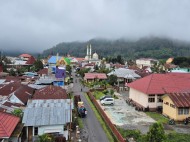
33;85;68;99
19;54;32;58
25;56;36;65
37;68;48;76
127;73;190;111
84;73;107;82
9;85;35;105
0;112;20;138
75;58;85;62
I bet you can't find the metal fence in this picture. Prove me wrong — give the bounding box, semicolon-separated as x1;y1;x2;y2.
87;92;126;142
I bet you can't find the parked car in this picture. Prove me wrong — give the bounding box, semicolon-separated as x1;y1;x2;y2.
100;98;114;105
100;95;113;101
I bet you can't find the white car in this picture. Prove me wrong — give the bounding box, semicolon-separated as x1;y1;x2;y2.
100;98;114;105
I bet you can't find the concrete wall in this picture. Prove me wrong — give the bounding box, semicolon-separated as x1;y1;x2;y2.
37;125;68;140
162;96;177;120
129;88;163;109
129;88;148;108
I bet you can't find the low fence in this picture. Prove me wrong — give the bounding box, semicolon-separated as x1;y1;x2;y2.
87;92;126;142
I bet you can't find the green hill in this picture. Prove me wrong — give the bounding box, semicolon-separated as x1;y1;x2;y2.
42;37;190;60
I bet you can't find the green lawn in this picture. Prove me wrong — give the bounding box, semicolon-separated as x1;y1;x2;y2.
85;94;115;142
93;91;105;100
145;112;169;124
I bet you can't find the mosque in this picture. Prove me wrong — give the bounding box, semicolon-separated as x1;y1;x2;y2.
85;44;101;66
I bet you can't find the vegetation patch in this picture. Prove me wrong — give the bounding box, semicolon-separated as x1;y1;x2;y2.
93;91;105;99
146;112;169;124
77;117;84;129
167;133;190;142
117;127;142;141
85;94;115;142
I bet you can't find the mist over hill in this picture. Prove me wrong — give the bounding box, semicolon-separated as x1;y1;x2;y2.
42;37;190;60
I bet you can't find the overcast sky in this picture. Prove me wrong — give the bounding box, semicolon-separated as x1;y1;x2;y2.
0;0;190;53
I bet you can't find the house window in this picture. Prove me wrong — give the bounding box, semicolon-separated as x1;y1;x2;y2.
148;95;155;103
178;108;189;115
148;98;155;103
64;125;67;131
178;108;183;115
170;103;175;108
184;108;189;115
157;96;163;103
34;127;38;135
164;102;169;105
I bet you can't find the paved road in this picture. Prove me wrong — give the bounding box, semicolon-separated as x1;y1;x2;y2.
72;74;109;142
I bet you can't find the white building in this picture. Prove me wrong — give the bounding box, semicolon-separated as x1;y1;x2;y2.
136;58;158;69
84;44;101;66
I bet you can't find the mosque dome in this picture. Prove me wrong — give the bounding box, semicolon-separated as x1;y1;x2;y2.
92;52;99;60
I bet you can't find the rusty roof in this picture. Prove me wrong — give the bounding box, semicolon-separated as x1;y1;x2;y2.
33;85;68;100
0;81;21;96
14;85;35;105
168;92;190;107
37;68;48;75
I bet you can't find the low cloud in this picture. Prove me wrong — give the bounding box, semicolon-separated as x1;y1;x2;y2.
0;0;190;53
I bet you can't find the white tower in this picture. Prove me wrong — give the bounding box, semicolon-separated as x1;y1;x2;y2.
89;44;92;60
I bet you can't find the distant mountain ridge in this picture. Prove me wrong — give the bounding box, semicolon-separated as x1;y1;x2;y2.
42;37;190;60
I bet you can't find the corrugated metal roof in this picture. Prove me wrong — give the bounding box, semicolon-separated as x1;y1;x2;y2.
107;68;141;78
22;99;73;126
48;56;62;64
168;92;190;107
33;85;68;99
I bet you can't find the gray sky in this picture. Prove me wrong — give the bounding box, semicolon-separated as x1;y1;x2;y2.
0;0;190;53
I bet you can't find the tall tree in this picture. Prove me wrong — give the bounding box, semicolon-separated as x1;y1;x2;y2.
66;65;72;75
33;59;44;72
108;74;117;86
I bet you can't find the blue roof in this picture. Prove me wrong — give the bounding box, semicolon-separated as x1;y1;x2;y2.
48;56;62;64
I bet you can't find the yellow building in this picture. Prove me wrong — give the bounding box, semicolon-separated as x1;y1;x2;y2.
162;92;190;121
166;57;174;64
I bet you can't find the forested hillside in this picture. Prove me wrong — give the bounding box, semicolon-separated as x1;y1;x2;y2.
42;37;190;60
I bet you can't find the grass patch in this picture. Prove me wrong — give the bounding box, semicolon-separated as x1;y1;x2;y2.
146;112;169;124
93;91;105;99
77;117;84;129
85;94;115;142
167;133;190;142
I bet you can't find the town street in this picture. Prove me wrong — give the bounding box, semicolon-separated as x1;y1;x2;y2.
72;74;109;142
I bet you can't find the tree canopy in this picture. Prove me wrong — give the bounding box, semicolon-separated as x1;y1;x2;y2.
42;37;190;60
146;122;166;142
